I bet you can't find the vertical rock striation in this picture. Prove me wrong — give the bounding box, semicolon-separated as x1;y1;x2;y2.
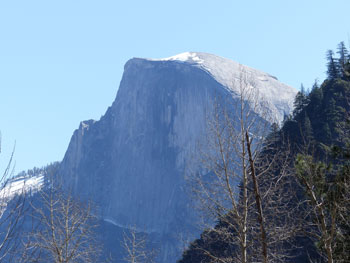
59;52;297;262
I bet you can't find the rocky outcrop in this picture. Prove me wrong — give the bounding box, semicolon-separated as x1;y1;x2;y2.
59;52;297;262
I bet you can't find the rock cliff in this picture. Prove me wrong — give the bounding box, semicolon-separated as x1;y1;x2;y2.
59;52;297;262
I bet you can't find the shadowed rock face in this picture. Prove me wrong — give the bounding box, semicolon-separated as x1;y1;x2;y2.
59;53;297;262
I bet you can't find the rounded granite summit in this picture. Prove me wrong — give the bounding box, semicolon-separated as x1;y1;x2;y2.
137;51;297;123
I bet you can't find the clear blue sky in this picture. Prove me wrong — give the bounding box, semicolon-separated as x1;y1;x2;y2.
0;0;349;173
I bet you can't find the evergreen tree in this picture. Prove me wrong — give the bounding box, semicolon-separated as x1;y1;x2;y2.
327;50;339;80
322;123;332;143
344;62;350;80
302;112;313;143
325;97;341;131
308;81;323;114
337;41;349;78
311;79;319;91
293;84;309;117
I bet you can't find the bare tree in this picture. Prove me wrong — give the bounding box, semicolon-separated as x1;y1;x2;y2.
186;69;298;263
295;150;350;262
295;154;336;263
21;184;100;263
121;226;156;263
0;134;26;262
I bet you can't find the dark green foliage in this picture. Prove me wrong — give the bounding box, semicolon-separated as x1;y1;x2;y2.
337;41;349;79
326;42;350;80
344;61;350;80
327;50;339;80
295;154;329;207
302;112;313;143
330;131;350;262
275;50;350;260
321;123;332;143
286;43;350;261
178;226;236;263
294;143;350;262
282;77;350;149
264;122;280;147
293;85;309;117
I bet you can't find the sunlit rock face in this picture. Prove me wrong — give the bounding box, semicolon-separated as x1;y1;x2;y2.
59;52;297;262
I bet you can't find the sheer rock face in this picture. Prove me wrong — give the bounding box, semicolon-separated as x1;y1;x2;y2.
59;53;297;262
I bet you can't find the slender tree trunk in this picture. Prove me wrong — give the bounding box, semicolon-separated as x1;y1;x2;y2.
302;178;334;263
241;169;248;263
240;92;248;263
246;131;268;263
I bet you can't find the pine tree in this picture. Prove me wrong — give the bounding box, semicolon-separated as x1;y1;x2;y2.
326;98;340;123
303;112;313;143
322;123;332;143
327;50;339;80
293;84;309;117
311;79;319;91
337;41;349;78
344;61;350;80
309;81;323;111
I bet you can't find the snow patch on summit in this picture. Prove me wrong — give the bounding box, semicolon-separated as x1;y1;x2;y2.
157;52;205;64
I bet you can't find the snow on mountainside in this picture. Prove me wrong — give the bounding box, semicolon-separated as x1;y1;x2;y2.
0;174;44;216
0;174;44;200
147;52;296;123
